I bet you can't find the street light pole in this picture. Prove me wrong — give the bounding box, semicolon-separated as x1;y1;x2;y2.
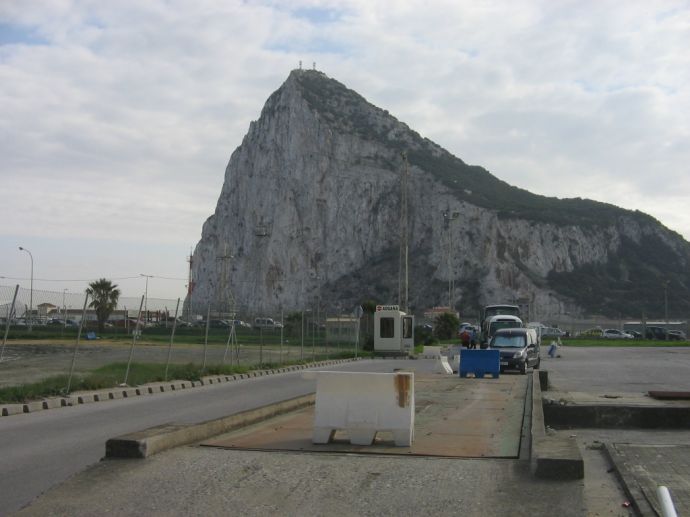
443;211;460;312
18;247;33;331
140;274;153;325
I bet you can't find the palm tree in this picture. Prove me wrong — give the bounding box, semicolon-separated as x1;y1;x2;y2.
86;278;121;332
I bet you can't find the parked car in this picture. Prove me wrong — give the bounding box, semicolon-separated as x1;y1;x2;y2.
626;330;643;339
602;329;634;339
253;317;282;330
645;326;668;340
668;330;687;341
490;328;540;374
540;327;565;339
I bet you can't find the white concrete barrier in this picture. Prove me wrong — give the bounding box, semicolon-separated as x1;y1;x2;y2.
303;371;414;446
438;356;453;374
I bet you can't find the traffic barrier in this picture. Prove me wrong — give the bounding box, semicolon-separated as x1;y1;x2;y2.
23;401;43;413
438;356;453;374
304;371;414;446
2;405;23;416
42;398;64;410
459;349;500;378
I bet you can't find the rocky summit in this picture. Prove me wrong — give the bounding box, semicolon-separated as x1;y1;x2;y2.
188;69;690;320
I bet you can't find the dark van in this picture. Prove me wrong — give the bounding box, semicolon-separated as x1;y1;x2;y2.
490;328;540;374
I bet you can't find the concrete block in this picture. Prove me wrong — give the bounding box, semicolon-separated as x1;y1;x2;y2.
77;394;96;404
121;388;138;398
109;391;123;400
23;401;44;413
106;394;315;459
305;371;415;447
533;436;584;480
2;405;24;416
42;399;63;410
531;371;584;480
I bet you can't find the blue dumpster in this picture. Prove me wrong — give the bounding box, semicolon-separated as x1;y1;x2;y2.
459;349;500;378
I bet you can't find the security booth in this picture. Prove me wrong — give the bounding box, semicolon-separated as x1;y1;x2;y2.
374;305;414;355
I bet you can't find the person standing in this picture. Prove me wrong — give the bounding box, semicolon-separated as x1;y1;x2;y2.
469;326;478;349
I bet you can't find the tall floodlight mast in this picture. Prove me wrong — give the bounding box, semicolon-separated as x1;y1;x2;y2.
398;152;410;313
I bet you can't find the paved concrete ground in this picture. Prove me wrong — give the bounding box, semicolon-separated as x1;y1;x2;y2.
12;347;690;516
565;429;690;517
542;345;690;393
203;374;528;459
16;447;583;517
12;368;588;517
543;345;690;516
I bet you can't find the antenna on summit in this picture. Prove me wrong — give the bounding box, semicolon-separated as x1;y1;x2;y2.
299;60;302;70
313;62;316;70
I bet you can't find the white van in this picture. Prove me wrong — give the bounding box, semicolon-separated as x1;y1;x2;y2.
253;317;283;330
485;315;523;346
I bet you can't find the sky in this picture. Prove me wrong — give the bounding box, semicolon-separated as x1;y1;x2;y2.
1;0;689;302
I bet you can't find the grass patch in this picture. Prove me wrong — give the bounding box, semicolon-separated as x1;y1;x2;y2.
0;351;360;404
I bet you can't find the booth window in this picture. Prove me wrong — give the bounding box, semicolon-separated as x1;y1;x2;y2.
380;317;395;338
402;316;413;339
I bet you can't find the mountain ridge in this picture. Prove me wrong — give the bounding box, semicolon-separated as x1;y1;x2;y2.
189;69;690;320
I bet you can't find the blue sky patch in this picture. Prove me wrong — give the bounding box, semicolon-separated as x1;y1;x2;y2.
266;36;349;55
0;23;48;46
292;6;344;25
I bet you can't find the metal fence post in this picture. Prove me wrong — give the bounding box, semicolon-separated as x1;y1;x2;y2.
0;285;19;362
202;304;210;370
278;309;285;366
123;295;145;386
164;298;180;381
223;320;235;365
66;293;90;393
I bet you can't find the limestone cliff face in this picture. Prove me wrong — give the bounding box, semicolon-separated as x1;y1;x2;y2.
189;70;690;320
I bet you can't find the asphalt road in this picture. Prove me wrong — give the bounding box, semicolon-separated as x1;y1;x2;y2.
541;345;690;392
0;358;430;516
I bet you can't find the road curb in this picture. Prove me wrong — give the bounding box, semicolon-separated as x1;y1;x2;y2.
105;393;316;459
0;358;361;418
531;370;584;480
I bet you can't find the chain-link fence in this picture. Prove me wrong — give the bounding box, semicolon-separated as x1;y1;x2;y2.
1;285;361;391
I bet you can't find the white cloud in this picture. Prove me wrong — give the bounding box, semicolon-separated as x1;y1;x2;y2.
1;0;689;299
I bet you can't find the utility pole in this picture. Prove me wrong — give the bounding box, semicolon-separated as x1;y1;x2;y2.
217;244;234;320
18;247;33;331
186;250;194;323
443;211;460;312
140;274;153;325
398;152;409;313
